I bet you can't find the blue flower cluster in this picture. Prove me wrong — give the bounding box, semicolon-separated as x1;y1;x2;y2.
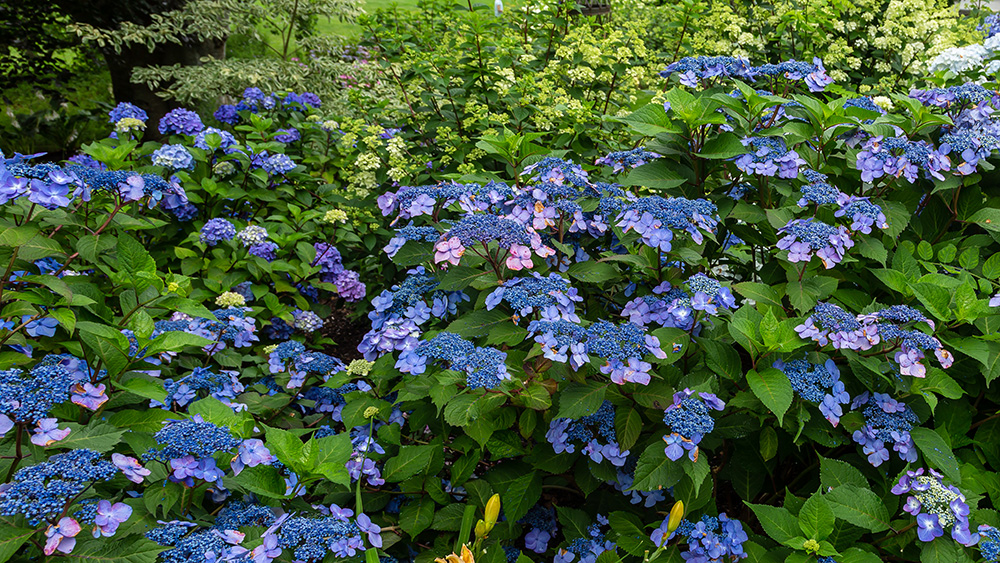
156;367;245;409
856;135;950;183
661;56;833;92
616;195;719;251
622;274;737;330
850;392;918;466
144;415;241;462
776;218;853;268
796;303;953;377
662;388;725;461
485;273;582;320
0;449;118;525
159;108;205;136
650;514;749;562
360;267;466;361
734;137;806;178
214;88;321;125
892;468;975;545
520;505;558;554
546;401;628;466
552;515;615;563
0;355;81;423
146;523;247;563
595;147;662;173
980;525;1000;562
910;84;992;109
396;332;510;389
772;357;850;425
276;515;374;560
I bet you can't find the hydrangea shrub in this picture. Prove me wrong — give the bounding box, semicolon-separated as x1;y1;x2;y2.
3;27;1000;563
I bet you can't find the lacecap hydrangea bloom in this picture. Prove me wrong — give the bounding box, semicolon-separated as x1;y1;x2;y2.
396;332;510;389
546;401;628;466
553;517;614;563
891;468;975;545
662;388;725;461
650;513;749;562
776;218;854;268
616;196;719;251
734;137;806;178
773;357;850;425
850;391;918;467
595;147;662;172
622;275;737;331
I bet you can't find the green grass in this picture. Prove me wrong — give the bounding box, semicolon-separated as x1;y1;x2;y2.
314;0;422;39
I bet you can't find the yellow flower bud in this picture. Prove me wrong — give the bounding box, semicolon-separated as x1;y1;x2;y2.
363;406;380;419
484;494;501;530
802;539;820;554
667;500;684;534
474;519;487;538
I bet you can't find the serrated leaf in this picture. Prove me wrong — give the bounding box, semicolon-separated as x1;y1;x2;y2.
446;310;512;338
746;503;799;542
555;383;607;419
746;368;792;422
910;426;961;483
0;526;37;563
566;261;619;283
400;496;435;537
501;471;542;523
824;486;890;532
631;442;683;491
384;445;437;482
799;494;835;540
819;457;867;489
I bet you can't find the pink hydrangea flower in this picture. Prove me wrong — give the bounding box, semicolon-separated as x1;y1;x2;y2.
434;237;465;266
506;244;533;270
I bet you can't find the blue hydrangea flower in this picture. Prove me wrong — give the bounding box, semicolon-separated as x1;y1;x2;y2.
158;108;205;135
892;468;975;545
152;144;195;170
546;401;628;466
595;147;662;173
734;136;806;178
850;392;918;466
0;449;118;525
773;357;849;425
200;218;236;245
108;102;147;124
662;388;724;461
777;218;853;268
616;195;719;250
856;136;950;183
650;513;749;559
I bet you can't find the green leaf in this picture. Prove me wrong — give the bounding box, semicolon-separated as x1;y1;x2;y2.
967;207;1000;233
619;160;686;190
910;282;951;321
399;496;435;537
983;252;1000;279
501;471;542;523
759;427;778;461
615;408;643;451
838;548;883;563
566;261;619;284
108;409;176;432
746;503;800;542
263;426;307;474
233;464;287;499
52;424;124;453
119;377;167;404
700;338;743;381
555;382;607;420
384;445;437;482
608;511;653;556
732;282;784;309
920;538;974;563
910;427;962;483
698;132;747;159
799;494;835;540
117;233;157;275
446;310;512;338
819;457;867;489
144;331;214;357
824;486;890;532
63;538;164;563
746;368;792;422
438;266;490;291
0;526;37;563
631;442;683;491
